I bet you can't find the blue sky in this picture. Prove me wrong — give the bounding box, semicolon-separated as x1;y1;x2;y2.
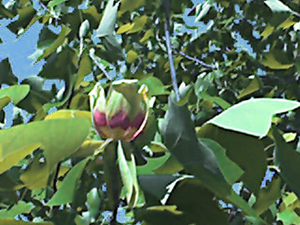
0;19;44;82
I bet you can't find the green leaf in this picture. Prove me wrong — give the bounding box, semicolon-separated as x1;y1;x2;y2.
161;95;231;197
166;178;229;225
0;58;17;85
264;0;295;14
197;124;266;194
127;16;148;34
126;50;138;63
261;51;294;70
137;153;170;175
0;85;30;109
273;127;300;198
208;98;300;138
0;201;34;219
238;76;262;99
17;76;54;113
278;207;300;225
200;138;244;185
7;6;36;34
0;118;90;185
138;76;168;96
119;0;146;14
118;141;140;208
48;0;67;7
37;26;71;61
153;155;183;175
47;158;89;206
253;176;282;215
199;91;231;109
138;174;178;201
95;0;119;37
118;142;134;204
38;46;77;80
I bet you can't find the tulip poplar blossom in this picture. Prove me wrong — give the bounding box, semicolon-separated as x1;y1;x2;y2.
90;79;149;141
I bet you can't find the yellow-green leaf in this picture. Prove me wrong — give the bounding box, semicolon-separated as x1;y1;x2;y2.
0;85;30;109
261;52;294;70
126;50;138;64
0;118;91;189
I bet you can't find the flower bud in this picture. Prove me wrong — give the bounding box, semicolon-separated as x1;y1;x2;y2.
90;80;148;141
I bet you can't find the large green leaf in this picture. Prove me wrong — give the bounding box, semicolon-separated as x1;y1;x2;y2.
273;127;300;198
47;158;89;206
0;85;29;109
197;124;266;194
0;118;91;188
166;178;229;225
208;98;300;138
161;95;231;197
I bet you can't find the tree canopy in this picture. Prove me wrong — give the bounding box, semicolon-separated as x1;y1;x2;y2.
1;0;300;224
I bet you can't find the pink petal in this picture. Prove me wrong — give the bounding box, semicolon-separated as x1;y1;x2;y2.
109;110;130;130
93;110;107;127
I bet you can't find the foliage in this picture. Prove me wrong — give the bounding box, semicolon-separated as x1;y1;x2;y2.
1;0;300;224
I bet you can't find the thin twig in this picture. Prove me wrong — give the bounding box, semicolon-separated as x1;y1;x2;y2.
163;0;180;102
174;49;215;68
53;162;61;192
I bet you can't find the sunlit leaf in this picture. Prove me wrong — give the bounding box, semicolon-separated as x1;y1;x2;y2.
138;76;168;96
48;0;67;7
0;85;29;109
208;98;300;138
0;118;90;187
0;201;34;219
128;16;148;34
126;50;138;64
119;0;145;14
137;153;170;175
261;52;294;70
95;0;119;37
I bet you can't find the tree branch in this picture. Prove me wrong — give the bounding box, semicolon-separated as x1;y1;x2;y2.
162;0;180;102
